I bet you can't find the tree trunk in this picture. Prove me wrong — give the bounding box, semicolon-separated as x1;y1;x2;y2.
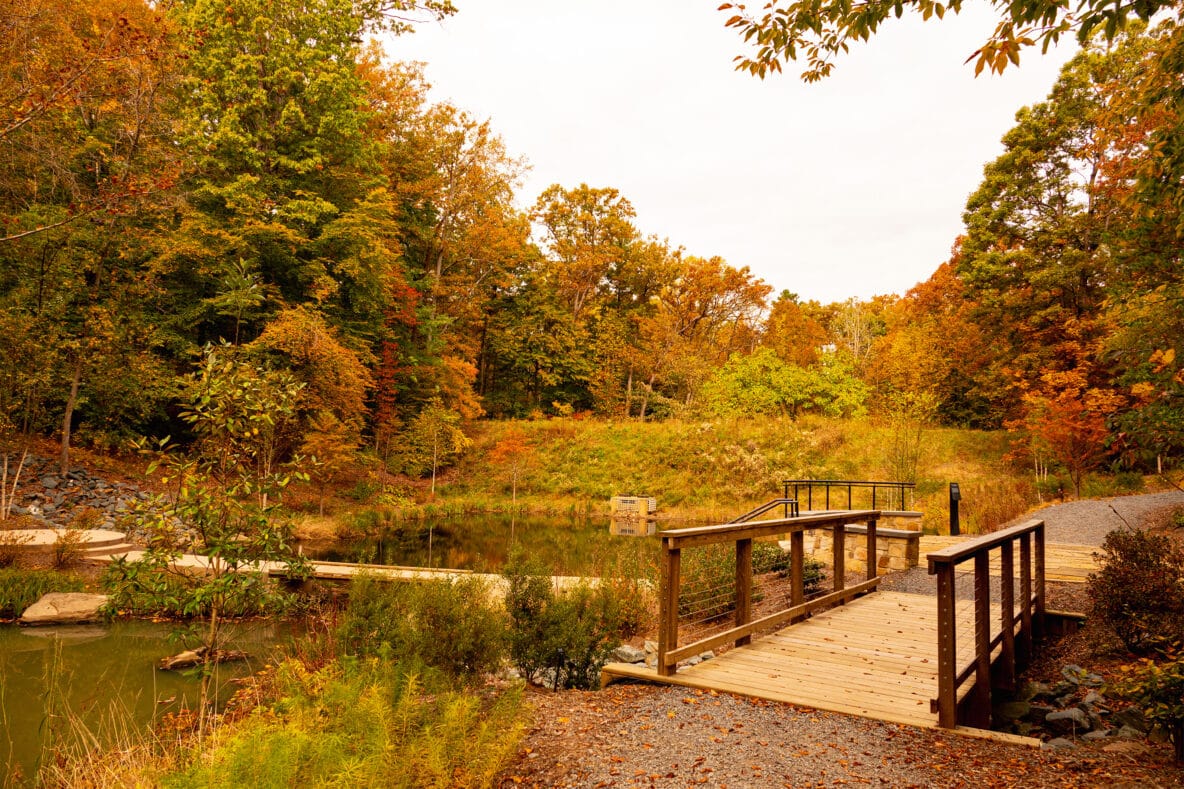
624;366;634;419
639;374;656;422
510;468;517;541
60;356;82;475
430;431;439;496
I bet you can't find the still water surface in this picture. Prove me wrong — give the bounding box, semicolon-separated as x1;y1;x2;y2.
0;619;297;783
304;513;660;574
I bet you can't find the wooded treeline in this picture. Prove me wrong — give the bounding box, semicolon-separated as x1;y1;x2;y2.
0;0;1180;484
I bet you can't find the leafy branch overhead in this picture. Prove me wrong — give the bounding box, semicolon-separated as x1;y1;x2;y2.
719;0;1174;80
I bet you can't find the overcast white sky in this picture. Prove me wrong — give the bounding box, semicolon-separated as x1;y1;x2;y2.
384;1;1078;305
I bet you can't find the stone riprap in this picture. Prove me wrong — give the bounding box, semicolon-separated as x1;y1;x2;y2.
3;454;151;531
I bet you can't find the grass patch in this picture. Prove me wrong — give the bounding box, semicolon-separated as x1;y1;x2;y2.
0;568;85;619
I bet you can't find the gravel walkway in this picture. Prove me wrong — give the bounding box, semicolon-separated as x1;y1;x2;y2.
1022;490;1184;546
502;684;1183;788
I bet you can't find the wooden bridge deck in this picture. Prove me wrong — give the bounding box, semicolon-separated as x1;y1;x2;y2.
603;591;1003;730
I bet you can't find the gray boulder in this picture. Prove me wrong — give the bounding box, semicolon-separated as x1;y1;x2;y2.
611;644;646;664
20;593;108;626
1112;706;1149;733
1045;707;1092;734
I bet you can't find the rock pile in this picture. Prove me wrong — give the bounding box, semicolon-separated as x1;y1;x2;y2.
3;454;150;531
611;641;715;670
993;663;1158;751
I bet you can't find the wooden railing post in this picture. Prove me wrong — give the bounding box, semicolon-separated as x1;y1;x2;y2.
790;530;805;623
935;563;957;727
657;543;680;677
866;517;878;581
999;540;1016;691
832;521;845;590
972;551;992;728
735;538;752;647
1034;522;1046;640
1019;533;1033;667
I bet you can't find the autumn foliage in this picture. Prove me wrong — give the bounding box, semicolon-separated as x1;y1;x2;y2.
0;1;1182;500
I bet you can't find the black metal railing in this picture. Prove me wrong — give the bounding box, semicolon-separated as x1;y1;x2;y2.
782;479;914;512
727;497;800;524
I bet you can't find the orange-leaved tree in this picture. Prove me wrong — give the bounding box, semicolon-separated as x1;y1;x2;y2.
1019;370;1124;498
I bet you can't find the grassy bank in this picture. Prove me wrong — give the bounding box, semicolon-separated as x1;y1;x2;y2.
316;416;1054;535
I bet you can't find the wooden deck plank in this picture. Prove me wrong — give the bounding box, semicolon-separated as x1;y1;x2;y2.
602;590;1014;732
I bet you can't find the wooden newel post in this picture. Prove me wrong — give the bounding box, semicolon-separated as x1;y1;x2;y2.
866;518;878;581
832;522;846;591
1019;533;1033;666
999;540;1016;691
935;563;957;728
735;538;752;647
1034;522;1046;640
657;540;680;677
972;551;992;728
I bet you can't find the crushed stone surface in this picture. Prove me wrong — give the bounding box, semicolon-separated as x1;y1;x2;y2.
501;684;1183;788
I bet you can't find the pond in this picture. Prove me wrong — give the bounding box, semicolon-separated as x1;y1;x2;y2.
303;513;662;575
0;619;298;784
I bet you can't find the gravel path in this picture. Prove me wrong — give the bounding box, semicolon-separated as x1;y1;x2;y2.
502;684;1183;788
1023;490;1184;546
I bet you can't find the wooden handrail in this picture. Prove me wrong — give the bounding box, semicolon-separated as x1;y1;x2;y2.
926;519;1047;569
927;518;1045;728
656;510;881;677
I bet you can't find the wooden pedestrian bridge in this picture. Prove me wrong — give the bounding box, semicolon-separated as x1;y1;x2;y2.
601;511;1056;737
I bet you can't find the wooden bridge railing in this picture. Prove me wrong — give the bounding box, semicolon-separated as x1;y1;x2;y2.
926;519;1046;728
656;511;881;677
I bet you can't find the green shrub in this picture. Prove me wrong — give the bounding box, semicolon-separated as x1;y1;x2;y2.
1087;529;1184;653
502;550;625;689
162;656;525;788
1114;471;1145;493
1115;652;1184;764
101;559;291;619
591;551;657;639
52;527;87;569
337;574;506;680
0;568;84;618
